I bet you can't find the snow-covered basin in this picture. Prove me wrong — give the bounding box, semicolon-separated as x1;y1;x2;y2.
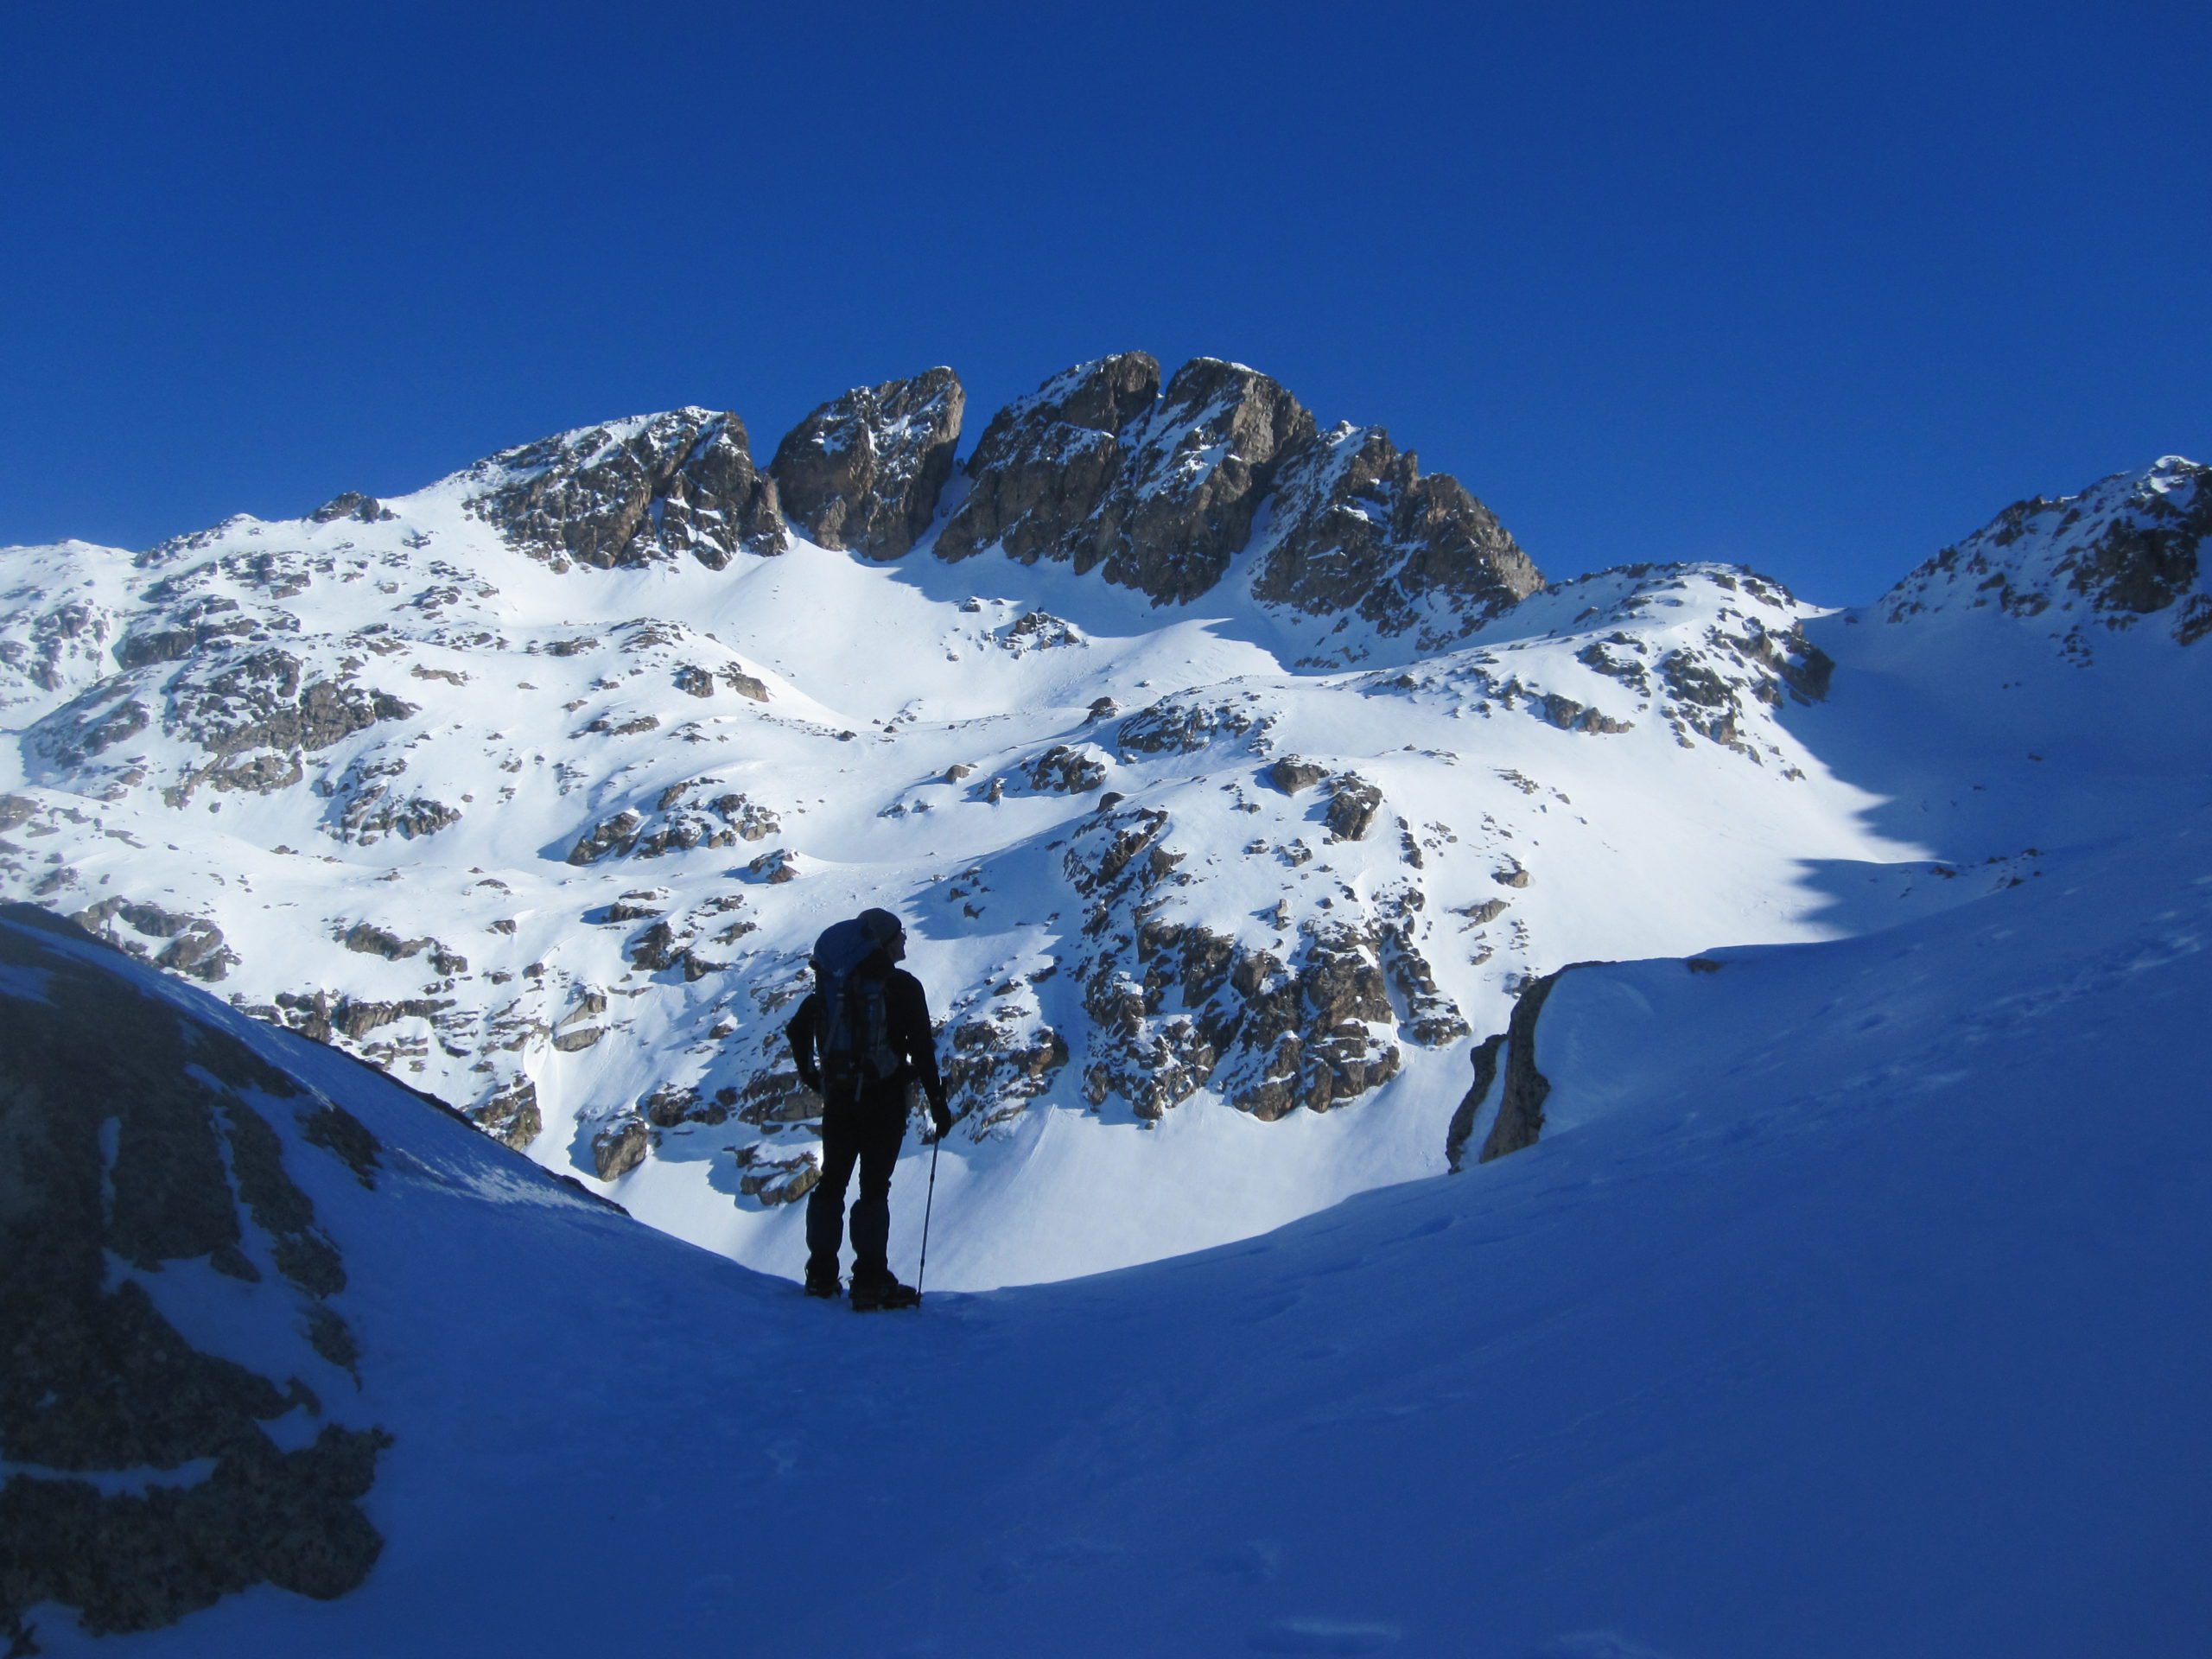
623;1037;1474;1289
32;803;2210;1657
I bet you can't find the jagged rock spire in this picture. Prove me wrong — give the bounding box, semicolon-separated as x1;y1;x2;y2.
769;367;964;561
937;352;1163;569
940;353;1543;648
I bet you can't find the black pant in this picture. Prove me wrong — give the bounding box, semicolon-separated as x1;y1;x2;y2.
805;1084;907;1284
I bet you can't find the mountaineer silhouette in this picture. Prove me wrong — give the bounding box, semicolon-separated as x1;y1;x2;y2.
786;908;952;1310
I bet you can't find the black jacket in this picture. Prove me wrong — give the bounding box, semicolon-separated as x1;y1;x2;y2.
786;963;945;1111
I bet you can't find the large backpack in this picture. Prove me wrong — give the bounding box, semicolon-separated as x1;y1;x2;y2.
811;918;901;1091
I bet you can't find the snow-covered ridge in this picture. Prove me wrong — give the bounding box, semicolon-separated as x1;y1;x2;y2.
0;382;2203;1290
1878;454;2210;651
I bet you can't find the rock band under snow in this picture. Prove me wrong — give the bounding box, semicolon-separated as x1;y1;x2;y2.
785;907;952;1310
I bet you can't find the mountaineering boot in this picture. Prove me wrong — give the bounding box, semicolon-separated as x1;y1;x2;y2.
803;1269;842;1300
849;1273;920;1312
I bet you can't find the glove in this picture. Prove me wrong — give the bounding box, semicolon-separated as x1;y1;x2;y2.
795;1063;821;1093
929;1096;954;1141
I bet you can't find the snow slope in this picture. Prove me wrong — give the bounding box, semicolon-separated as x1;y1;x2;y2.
11;787;2207;1656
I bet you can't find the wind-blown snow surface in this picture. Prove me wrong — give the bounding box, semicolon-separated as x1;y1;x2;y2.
17;795;2209;1657
0;441;2205;1296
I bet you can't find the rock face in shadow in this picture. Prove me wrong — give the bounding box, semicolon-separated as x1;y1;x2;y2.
769;368;964;560
1457;966;1561;1165
467;408;785;570
0;906;390;1652
940;353;1544;644
1444;1031;1507;1173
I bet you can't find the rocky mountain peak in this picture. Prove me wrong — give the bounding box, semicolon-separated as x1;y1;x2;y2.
768;367;964;561
1252;422;1544;664
1878;454;2209;649
1096;358;1321;603
148;352;1546;667
1040;351;1166;433
935;353;1164;568
462;407;785;571
939;352;1540;649
3;416;2202;1315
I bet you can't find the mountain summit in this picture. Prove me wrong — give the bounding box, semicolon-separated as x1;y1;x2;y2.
413;354;1546;665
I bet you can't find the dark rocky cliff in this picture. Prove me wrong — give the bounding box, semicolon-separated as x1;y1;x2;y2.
0;906;390;1652
937;353;1543;644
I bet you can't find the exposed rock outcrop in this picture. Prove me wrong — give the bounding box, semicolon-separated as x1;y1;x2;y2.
111;597;255;672
37;642;420;806
945;355;1317;606
1115;691;1276;758
627;787;779;858
747;848;800;885
591;1116;652;1181
308;492;396;524
937;353;1162;568
734;1144;819;1205
1020;743;1109;795
69;897;238;982
940;353;1543;640
1878;457;2210;648
0;906;390;1649
1324;773;1383;842
1478;968;1561;1163
168;650;416;762
1253;423;1542;656
569;810;645;865
995;610;1085;656
340;921;433;961
467;409;785;570
0;578;123;707
1443;1032;1508;1173
1063;805;1418;1123
940;1015;1071;1131
769;368;963;559
469;1074;542;1150
1094;358;1319;603
626;918;686;972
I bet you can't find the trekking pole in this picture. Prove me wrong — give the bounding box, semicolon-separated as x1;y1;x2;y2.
916;1132;941;1300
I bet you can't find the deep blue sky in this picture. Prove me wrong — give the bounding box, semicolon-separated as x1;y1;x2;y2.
3;2;2205;603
